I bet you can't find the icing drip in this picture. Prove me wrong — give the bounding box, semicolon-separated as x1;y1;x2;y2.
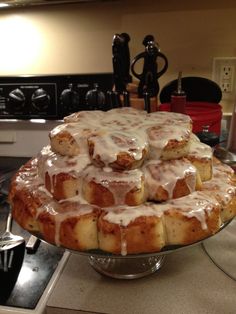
37;145;90;193
103;191;219;231
166;191;220;230
103;203;163;227
146;124;190;159
144;158;197;199
83;165;143;205
89;129;147;165
120;227;127;256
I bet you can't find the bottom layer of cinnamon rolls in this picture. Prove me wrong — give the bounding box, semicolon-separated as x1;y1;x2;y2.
9;157;236;255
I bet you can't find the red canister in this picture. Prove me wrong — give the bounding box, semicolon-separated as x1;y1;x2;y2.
159;101;222;135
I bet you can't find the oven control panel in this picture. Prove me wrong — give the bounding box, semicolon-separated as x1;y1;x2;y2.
0;73;113;119
0;83;57;118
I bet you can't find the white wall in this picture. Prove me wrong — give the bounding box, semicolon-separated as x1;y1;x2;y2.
0;0;236;113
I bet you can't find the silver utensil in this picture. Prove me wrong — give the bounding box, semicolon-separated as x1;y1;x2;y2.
0;212;25;272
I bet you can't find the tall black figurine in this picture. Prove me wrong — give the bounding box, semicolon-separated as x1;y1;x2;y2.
131;35;168;98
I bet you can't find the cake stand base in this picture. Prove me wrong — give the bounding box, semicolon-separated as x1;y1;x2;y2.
88;255;166;279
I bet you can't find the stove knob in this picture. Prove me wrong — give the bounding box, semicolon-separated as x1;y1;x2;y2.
86;83;105;110
8;88;25;111
60;84;80;112
31;88;50;111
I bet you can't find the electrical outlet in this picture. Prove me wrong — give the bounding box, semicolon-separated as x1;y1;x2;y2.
221;65;234;80
221;81;232;93
220;64;234;93
212;57;236;100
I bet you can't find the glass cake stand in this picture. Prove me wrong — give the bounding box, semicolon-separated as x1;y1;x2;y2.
67;219;234;280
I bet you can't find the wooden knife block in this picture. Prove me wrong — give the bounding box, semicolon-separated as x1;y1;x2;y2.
126;82;158;112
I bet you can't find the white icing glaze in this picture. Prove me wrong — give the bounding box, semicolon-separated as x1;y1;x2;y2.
37;145;91;197
15;158;44;190
102;191;219;231
144;158;197;199
145;110;192;127
64;110;105;123
89;129;148;165
37;201;95;246
202;162;236;205
146;124;190;159
166;191;220;230
50;108;191;165
83;165;143;205
37;145;90;190
103;203;163;227
188;134;213;160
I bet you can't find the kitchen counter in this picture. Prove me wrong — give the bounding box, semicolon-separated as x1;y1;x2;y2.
46;226;236;314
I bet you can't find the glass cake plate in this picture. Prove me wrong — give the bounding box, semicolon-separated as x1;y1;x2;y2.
64;218;234;280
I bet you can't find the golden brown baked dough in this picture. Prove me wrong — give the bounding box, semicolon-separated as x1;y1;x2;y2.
186;134;213;181
98;206;165;255
82;166;145;207
144;158;202;201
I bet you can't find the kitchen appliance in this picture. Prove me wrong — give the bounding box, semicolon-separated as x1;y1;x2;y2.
0;73;113;157
0;73;113;312
0;160;70;314
0;73;113;120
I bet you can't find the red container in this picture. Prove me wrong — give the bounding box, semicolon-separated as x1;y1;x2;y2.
159;101;222;135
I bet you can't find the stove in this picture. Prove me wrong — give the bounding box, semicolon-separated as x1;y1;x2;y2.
0;73;113;157
0;73;113;312
0;158;70;314
0;73;113;120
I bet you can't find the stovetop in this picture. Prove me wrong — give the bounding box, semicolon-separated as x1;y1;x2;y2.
0;157;68;313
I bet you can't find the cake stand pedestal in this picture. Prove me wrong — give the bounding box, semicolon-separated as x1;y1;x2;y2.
88;254;166;279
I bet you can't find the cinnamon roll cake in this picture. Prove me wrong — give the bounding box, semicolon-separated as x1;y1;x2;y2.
9;107;236;255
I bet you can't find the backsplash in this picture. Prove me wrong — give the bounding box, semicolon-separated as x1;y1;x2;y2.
0;0;236;113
